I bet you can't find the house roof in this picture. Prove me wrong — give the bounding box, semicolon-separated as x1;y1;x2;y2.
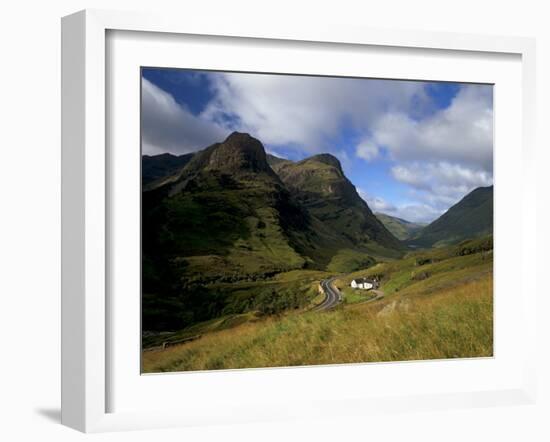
352;278;374;284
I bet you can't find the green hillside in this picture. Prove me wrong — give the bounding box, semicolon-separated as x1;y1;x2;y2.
375;213;426;240
408;186;493;248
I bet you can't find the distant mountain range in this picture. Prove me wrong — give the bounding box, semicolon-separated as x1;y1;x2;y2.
374;213;426;241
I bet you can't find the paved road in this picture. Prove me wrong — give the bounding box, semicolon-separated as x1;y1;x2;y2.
315;277;342;311
360;289;385;304
315;279;386;311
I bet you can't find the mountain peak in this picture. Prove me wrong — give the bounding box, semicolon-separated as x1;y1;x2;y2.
224;131;257;145
207;132;271;174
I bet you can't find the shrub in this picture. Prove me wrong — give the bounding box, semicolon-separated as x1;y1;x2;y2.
456;236;493;256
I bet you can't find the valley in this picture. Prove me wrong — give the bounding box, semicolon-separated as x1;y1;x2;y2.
141;132;493;372
142;236;493;372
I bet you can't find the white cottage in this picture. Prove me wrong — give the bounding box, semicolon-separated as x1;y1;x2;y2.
350;278;375;290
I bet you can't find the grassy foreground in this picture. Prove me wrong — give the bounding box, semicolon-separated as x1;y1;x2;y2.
143;273;492;372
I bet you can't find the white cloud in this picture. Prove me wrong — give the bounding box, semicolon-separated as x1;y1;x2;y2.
202;73;428;153
356;141;380;161
358;189;443;223
265;147;289;159
391;161;493;211
392;162;493;191
358;189;396;213
141;78;227;155
363;84;493;171
389;204;444;224
353;85;494;218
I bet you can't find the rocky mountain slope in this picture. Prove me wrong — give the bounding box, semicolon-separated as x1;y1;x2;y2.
271;153;403;254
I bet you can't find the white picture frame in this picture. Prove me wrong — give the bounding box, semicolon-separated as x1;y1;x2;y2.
61;9;537;433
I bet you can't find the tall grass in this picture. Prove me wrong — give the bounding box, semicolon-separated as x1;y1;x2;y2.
143;275;493;372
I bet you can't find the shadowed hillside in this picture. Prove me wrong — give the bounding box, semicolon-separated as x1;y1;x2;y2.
142;152;194;187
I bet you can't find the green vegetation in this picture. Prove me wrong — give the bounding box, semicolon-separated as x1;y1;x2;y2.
326;249;375;273
335;237;493;298
143;274;492;372
142;311;260;349
456;236;493;256
375;213;426;240
143;268;329;338
142;236;493;371
339;286;378;304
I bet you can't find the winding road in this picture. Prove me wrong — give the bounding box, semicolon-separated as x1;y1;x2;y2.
315;277;342;311
315;277;385;311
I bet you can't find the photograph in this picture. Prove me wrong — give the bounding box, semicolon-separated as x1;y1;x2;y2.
140;68;494;373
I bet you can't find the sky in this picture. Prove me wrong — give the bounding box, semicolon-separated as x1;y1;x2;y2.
141;68;493;223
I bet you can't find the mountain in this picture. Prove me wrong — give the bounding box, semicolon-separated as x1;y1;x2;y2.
271;153;404;255
143;133;314;280
142;132;404;330
375;213;426;240
142;152;194;186
143;133;403;276
408;186;493;248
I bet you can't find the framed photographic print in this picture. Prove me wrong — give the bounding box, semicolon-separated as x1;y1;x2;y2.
61;9;538;432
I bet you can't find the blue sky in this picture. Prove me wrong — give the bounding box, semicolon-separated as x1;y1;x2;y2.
141;68;493;223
